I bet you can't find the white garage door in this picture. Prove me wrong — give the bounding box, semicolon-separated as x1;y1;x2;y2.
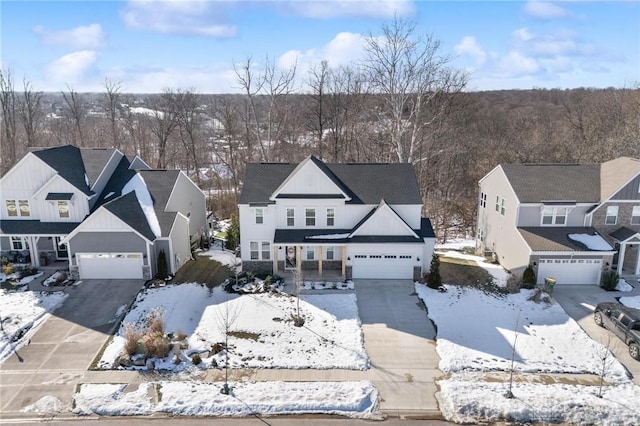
78;253;143;279
537;258;602;285
351;254;415;279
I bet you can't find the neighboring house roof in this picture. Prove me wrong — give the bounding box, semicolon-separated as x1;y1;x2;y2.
518;227;613;252
240;160;422;205
610;226;640;242
600;157;640;201
0;220;80;235
139;170;181;236
102;191;156;241
420;218;436;239
94;156;137;209
500;164;601;203
32;145;93;196
80;148;117;187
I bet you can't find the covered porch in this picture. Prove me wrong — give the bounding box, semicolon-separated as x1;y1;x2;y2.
271;243;348;281
611;227;640;276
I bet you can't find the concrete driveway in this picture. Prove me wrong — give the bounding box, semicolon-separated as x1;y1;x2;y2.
0;279;144;415
553;284;640;385
354;280;441;417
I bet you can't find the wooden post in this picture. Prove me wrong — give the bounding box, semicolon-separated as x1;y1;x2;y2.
273;245;278;274
341;246;347;279
318;245;323;277
296;245;302;275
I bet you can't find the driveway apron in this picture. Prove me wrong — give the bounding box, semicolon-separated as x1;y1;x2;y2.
354;280;442;416
0;279;144;416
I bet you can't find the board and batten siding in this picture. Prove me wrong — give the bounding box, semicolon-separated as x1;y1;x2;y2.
275;161;344;196
34;176;90;222
610;173;640;200
165;172;207;238
168;214;191;273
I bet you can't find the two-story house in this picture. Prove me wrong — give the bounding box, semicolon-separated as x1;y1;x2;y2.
0;145;207;280
476;157;640;286
238;156;435;280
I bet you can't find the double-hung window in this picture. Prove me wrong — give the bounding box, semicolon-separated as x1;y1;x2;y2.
250;242;259;260
605;206;618;225
326;246;335;260
326;208;335;226
305;208;316;226
255;208;264;224
495;196;500;212
500;198;506;215
6;199;30;217
286;208;294;226
479;192;487;208
11;236;27;250
306;246;315;260
58;201;70;218
250;241;270;260
542;207;567;225
261;242;270;260
632;206;640;225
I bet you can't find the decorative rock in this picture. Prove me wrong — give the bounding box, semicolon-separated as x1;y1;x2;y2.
117;354;132;367
132;356;146;367
146;359;155;370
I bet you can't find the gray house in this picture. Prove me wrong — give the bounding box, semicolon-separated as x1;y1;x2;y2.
477;157;640;285
0;145;206;280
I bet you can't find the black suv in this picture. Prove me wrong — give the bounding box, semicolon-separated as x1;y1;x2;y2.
594;302;640;361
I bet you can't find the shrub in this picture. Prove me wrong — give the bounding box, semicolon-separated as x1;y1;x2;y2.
522;265;537;289
2;263;14;276
426;255;442;289
141;331;170;358
600;271;618;291
505;275;522;294
226;214;240;251
191;353;202;365
123;323;142;356
147;309;165;334
156;250;168;279
174;329;186;341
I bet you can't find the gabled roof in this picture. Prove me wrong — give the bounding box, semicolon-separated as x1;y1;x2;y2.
240;158;422;205
600;157;640;201
139;170;181;236
33;145;93;196
102;191;156;241
518;226;614;252
610;227;640;243
80;148;118;187
94;156;137;209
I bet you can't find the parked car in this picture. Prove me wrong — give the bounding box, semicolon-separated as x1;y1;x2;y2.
594;302;640;361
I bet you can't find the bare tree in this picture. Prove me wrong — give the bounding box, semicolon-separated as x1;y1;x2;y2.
102;78;124;149
594;334;616;398
175;89;205;184
363;17;467;163
215;298;242;395
145;89;180;168
306;60;331;158
0;68;18;174
61;86;87;145
18;78;43;150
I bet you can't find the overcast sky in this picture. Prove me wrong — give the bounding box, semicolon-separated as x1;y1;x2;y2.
2;0;638;93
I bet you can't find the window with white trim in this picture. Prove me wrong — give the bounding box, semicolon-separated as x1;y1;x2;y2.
306;246;315;260
255;208;264;224
326;246;334;260
477;228;484;242
495;196;500;212
479;192;487;208
250;241;259;260
11;236;28;250
286;208;294;227
261;242;270;260
605;205;618;225
6;199;30;217
500;198;506;215
542;207;567;225
305;208;315;226
632;206;640;225
58;201;70;218
326;208;335;227
249;241;270;260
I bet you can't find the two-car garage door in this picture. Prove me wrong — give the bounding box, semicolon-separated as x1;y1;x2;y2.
77;253;143;279
351;254;415;279
536;258;602;285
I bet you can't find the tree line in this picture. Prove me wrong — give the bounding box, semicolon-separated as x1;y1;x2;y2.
1;18;639;239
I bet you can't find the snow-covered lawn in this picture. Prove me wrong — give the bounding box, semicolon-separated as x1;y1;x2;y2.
435;238;475;251
74;381;380;418
99;283;368;370
620;295;640;310
0;270;43;289
416;283;640;424
616;279;635;292
198;248;238;270
437;249;510;287
0;290;67;363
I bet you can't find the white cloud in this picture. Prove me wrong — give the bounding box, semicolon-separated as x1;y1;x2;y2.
280;0;415;19
497;51;540;77
454;36;486;65
33;24;106;49
279;32;368;72
46;50;99;85
523;0;571;19
121;0;236;37
512;27;534;42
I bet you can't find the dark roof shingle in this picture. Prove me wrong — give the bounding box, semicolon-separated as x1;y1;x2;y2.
518;226;613;252
33;145;93;196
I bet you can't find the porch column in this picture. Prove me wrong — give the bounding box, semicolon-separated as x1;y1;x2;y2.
341;246;347;279
296;245;302;276
617;243;626;275
318;245;323;277
28;236;40;268
635;244;640;275
273;246;278;274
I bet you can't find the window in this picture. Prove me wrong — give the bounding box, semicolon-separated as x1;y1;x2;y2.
261;242;270;260
326;208;335;227
305;208;315;226
306;246;315;260
477;229;484;242
11;236;27;250
632;206;640;225
479;192;487;208
58;201;70;218
605;206;618;225
255;208;264;224
6;200;30;217
326;246;334;260
542;207;567;225
500;198;506;215
286;208;295;227
495;196;500;212
250;241;259;260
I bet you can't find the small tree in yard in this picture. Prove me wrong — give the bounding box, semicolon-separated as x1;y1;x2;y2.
426;254;442;289
292;268;305;327
595;334;616;398
157;250;168;279
226;214;240;251
522;265;536;289
216;299;242;395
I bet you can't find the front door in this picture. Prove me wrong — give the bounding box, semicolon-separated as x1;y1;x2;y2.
55;237;68;259
285;246;297;270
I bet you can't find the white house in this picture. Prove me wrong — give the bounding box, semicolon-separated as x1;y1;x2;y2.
238;156;435;280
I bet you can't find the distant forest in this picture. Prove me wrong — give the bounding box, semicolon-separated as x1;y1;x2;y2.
2;19;638;239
